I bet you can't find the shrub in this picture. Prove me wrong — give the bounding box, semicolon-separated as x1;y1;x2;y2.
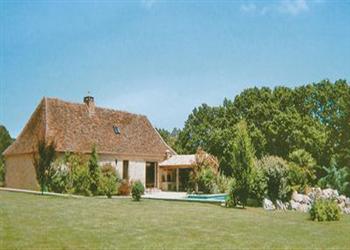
99;164;119;198
101;164;119;179
288;149;317;184
49;165;69;193
258;156;291;202
71;163;92;196
51;153;92;196
0;159;5;187
226;178;237;207
118;180;131;195
318;159;350;196
309;199;341;222
131;180;145;201
288;163;309;193
190;148;219;193
99;175;117;198
191;167;217;194
216;174;231;193
249;163;267;204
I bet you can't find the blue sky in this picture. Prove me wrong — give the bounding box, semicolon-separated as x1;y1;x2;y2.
1;0;349;138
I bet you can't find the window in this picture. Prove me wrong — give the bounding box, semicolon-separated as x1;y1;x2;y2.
113;125;120;135
123;160;129;180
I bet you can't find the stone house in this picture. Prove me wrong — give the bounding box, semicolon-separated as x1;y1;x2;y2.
3;96;185;190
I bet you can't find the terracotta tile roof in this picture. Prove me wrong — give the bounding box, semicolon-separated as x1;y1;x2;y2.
3;97;175;159
159;155;196;167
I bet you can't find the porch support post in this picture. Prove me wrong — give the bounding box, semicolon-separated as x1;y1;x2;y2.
176;168;179;192
155;163;159;189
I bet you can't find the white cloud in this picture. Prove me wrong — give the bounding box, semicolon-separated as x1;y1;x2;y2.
240;3;257;13
141;0;158;9
240;0;312;16
278;0;309;15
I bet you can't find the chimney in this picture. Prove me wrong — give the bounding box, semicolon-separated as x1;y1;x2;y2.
84;96;95;115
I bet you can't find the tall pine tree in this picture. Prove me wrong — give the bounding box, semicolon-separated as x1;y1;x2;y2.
230;120;255;207
88;145;101;195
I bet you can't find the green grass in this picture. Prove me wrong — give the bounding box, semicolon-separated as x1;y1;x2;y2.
1;191;349;249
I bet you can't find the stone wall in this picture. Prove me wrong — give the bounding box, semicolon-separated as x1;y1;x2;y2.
99;155;147;186
5;153;151;190
5;154;38;190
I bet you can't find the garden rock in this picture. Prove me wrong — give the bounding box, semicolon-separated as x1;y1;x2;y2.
276;200;287;210
321;188;339;199
290;200;300;210
292;191;304;203
297;204;310;213
345;198;350;208
343;207;350;214
263;198;275;210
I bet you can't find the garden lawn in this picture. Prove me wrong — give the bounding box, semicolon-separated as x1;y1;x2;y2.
1;191;349;249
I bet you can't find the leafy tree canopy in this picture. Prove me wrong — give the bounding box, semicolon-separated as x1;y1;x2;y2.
168;79;349;175
0;125;14;157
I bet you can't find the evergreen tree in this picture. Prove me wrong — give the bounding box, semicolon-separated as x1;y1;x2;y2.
33;140;56;194
230;120;255;207
88;145;101;195
0;125;14;185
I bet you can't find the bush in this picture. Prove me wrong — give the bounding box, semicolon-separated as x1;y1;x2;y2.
189;149;219;193
131;180;145;201
258;156;291;202
318;159;350;196
118;180;131;195
249;164;267;204
226;178;237;207
99;175;117;198
288;163;309;193
191;167;217;194
0;159;5;187
52;153;92;196
99;164;119;198
216;174;231;193
288;149;316;184
71;163;92;196
49;165;70;193
310;199;341;222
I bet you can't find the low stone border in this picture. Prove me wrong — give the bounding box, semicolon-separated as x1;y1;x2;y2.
263;188;350;214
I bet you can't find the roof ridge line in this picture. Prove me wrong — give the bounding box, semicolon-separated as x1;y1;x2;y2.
45;97;146;117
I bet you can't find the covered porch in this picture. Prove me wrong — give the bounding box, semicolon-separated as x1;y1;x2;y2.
158;155;195;192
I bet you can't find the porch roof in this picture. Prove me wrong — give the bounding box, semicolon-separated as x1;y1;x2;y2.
159;154;195;167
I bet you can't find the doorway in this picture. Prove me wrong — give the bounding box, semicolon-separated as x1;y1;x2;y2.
146;162;156;188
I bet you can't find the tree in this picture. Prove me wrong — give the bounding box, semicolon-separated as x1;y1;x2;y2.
33;139;56;194
258;156;290;202
190;148;219;193
177;103;236;175
0;125;14;186
0;125;14;154
157;127;182;153
88;145;101;195
229;120;255;207
288;149;317;185
178;80;349;174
